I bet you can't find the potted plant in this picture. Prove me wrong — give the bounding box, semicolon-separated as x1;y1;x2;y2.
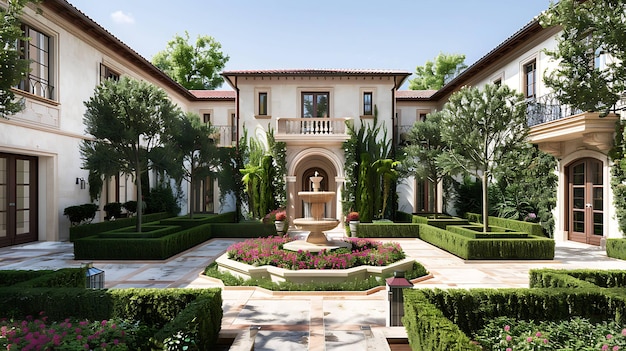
346;211;359;237
274;210;287;234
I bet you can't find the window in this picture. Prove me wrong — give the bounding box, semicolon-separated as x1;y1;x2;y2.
419;113;428;122
18;24;54;100
363;92;373;116
493;79;502;87
100;63;119;82
203;113;211;124
302;92;329;117
258;92;268;116
231;113;237;144
524;60;536;99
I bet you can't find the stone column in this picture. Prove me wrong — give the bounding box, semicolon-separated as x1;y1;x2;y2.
335;176;345;227
286;176;296;226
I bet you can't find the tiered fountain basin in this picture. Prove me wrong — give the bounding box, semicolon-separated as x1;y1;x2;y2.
215;254;417;284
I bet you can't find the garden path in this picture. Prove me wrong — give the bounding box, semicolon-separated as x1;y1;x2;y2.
0;236;623;350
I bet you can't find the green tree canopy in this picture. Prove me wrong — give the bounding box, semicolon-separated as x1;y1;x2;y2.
540;0;626;112
438;84;527;232
401;111;449;216
152;31;229;90
162;112;219;218
0;0;34;118
81;76;182;231
408;53;467;90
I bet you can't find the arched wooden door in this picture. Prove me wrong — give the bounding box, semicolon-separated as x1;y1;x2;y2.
567;158;604;245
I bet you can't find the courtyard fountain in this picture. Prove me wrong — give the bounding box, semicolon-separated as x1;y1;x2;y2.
283;172;350;252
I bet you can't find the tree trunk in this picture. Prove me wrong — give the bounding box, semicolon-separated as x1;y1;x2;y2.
482;174;489;233
189;161;194;219
135;144;143;233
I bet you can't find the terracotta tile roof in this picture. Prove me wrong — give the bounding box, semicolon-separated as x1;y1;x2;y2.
395;90;438;100
222;68;411;76
190;90;236;99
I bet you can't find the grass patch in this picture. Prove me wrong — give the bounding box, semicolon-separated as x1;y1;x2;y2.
203;261;428;291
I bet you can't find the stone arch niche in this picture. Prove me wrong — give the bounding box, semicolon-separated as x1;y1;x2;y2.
287;148;345;226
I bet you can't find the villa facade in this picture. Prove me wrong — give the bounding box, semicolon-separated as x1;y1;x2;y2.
0;0;622;248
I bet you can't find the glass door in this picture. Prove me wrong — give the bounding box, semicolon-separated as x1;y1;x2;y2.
568;159;603;245
0;153;38;248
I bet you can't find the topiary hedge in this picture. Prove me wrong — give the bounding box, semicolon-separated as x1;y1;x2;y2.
607;238;626;260
0;287;223;349
530;268;626;288
0;268;86;288
356;223;420;238
418;224;554;260
69;212;174;242
403;287;626;350
466;212;546;237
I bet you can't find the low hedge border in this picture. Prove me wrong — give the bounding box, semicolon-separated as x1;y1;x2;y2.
530;268;626;288
69;212;174;242
466;212;546;237
210;222;277;238
0;287;222;349
0;268;86;288
418;224;555;260
99;225;182;238
446;225;528;239
356;223;420;238
413;214;469;229
607;238;626;260
74;223;213;260
403;287;626;350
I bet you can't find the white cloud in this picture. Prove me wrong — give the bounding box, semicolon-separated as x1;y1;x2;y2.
110;10;135;24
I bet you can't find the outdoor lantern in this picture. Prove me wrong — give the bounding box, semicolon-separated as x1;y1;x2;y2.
83;262;105;289
386;270;413;327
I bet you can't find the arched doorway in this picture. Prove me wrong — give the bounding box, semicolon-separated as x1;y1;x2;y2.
292;155;338;222
300;168;329;218
566;158;604;245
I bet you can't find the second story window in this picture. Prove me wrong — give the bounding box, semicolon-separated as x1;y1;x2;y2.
524;60;536;99
258;92;268;116
302;92;329;117
363;92;373;116
203;113;211;124
100;63;119;82
18;24;54;100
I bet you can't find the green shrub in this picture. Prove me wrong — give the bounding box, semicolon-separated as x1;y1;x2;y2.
69;212;173;242
531;268;626;288
210;222;276;238
395;210;414;223
356;223;420;238
123;200;137;215
0;288;223;348
103;202;122;219
0;270;56;287
446;225;528;239
10;268;86;288
466;212;546;237
607;238;626;260
413;214;469;229
63;203;98;226
146;184;181;215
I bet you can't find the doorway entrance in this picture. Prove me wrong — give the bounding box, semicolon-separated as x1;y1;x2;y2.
0;153;38;248
567;158;603;245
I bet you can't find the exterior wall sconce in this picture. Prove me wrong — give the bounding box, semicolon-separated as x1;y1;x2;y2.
76;177;85;189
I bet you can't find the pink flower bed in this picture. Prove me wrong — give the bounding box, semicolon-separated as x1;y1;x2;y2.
226;236;405;270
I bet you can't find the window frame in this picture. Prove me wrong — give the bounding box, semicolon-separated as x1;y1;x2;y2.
523;59;537;99
363;91;373;116
18;23;55;101
301;92;330;118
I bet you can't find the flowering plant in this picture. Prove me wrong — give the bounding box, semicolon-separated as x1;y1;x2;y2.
275;211;286;221
0;312;147;350
346;212;360;222
226;236;405;270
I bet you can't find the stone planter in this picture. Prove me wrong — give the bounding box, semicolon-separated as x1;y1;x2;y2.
349;221;359;237
275;220;285;234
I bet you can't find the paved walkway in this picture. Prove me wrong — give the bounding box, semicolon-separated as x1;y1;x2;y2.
1;238;624;350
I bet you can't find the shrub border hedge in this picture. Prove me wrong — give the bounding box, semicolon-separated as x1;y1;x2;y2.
69;212;174;242
607;238;626;260
466;212;546;237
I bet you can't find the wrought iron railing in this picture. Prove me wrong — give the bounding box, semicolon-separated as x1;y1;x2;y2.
526;94;582;127
18;74;54;100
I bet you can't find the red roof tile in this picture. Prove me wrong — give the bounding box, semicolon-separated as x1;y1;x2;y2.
190;90;236;99
395;90;437;100
222;68;411;76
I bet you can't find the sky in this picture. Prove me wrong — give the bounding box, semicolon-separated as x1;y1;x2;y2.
67;1;552;90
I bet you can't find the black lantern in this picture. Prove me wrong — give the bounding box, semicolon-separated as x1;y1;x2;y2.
83;262;105;289
386;270;413;327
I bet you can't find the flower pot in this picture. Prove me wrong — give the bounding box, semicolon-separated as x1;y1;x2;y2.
275;220;285;234
349;220;359;237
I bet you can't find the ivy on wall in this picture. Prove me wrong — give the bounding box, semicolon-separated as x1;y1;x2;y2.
609;120;626;237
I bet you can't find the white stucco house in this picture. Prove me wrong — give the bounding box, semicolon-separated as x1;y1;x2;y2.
0;0;622;248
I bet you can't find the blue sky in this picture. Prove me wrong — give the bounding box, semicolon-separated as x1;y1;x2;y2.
67;1;552;89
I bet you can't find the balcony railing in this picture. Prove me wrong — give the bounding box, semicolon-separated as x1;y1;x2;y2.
209;125;236;147
526;94;582;127
276;117;349;136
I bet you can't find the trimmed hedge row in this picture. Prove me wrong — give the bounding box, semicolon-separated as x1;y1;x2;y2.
395;210;414;223
466;212;546;237
413;214;469;229
446;225;528;239
607;238;626;260
404;288;626;350
530;268;626;288
0;287;222;349
356;223;420;238
0;268;86;288
418;224;555;260
160;212;235;228
69;212;174;242
74;223;213;260
211;222;277;238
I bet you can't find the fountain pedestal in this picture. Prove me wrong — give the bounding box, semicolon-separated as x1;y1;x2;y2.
284;174;349;251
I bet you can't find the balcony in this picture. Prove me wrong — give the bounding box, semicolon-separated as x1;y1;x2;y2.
210;125;236;147
526;95;619;157
275;117;352;145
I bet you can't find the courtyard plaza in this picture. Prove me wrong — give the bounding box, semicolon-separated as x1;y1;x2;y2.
0;232;623;350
